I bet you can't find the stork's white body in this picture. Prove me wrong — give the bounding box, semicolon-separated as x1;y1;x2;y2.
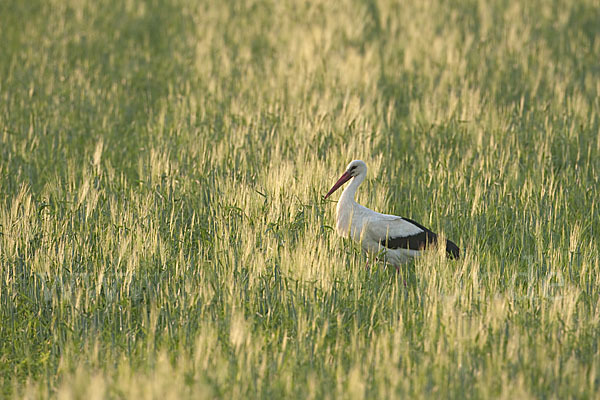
335;170;421;265
325;160;459;267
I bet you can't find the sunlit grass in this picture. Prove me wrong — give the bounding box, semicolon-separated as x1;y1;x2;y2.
1;0;599;398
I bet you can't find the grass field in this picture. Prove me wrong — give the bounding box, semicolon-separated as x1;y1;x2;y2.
1;0;600;398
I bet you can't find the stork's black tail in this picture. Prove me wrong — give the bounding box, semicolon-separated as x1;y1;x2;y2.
445;239;460;259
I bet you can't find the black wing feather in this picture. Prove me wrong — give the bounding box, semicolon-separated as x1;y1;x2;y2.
380;217;460;259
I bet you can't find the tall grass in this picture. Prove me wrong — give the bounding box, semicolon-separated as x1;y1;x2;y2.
1;0;599;398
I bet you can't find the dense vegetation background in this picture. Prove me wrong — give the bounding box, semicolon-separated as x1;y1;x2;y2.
1;0;599;398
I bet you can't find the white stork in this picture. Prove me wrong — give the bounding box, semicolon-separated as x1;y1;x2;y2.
324;160;460;267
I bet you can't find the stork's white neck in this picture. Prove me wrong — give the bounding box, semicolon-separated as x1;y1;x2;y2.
339;173;364;204
335;173;366;237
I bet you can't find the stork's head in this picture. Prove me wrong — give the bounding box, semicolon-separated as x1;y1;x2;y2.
324;160;367;199
345;159;367;177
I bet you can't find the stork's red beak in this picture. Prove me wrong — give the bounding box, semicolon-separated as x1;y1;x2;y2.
324;171;352;199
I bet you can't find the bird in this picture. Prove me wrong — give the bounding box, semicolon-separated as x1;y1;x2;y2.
324;160;460;268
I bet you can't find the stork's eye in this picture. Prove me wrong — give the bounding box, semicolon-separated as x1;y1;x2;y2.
349;166;357;174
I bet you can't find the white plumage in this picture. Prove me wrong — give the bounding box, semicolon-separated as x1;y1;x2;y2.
324;160;459;267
